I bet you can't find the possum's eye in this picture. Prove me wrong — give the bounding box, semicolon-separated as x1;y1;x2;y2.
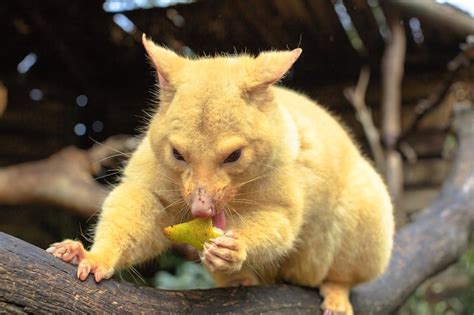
224;149;242;163
172;148;186;162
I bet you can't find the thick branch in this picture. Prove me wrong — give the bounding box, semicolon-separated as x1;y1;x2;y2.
0;109;473;314
352;107;474;313
0;234;322;314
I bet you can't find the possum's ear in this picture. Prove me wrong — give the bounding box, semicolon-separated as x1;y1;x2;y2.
250;48;302;89
142;34;185;90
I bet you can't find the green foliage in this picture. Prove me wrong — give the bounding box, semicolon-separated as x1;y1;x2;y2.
399;237;474;315
157;251;186;272
153;260;215;290
460;238;474;313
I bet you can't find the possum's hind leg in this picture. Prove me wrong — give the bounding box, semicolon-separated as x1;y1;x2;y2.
47;239;114;282
320;282;353;315
210;267;260;287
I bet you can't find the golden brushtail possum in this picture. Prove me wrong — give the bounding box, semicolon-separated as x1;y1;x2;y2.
48;34;394;315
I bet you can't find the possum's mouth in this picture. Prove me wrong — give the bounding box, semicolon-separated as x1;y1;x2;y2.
190;187;226;230
212;210;226;231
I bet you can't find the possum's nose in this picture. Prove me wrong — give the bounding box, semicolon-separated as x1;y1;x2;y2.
190;187;214;218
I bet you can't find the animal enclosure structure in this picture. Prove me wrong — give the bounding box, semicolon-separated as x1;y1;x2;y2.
0;0;473;314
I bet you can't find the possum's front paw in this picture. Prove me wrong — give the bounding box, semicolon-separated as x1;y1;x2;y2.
201;231;247;273
47;240;114;283
76;257;114;283
47;239;85;265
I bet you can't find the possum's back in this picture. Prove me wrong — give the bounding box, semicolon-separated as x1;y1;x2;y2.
272;86;361;176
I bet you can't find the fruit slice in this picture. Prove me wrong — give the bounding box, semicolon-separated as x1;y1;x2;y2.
163;217;224;250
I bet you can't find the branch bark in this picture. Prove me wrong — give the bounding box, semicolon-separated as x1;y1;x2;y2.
1;108;473;314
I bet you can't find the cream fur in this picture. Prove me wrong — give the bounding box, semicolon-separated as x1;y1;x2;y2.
55;36;394;314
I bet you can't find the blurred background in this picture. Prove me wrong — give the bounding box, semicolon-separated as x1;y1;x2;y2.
0;0;473;314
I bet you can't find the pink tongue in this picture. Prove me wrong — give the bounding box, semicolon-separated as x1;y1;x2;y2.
212;210;226;231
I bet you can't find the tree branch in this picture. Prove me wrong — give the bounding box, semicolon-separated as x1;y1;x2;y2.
388;0;474;38
344;67;385;172
397;38;474;149
353;105;474;313
381;12;406;228
1;108;473;314
0;135;137;217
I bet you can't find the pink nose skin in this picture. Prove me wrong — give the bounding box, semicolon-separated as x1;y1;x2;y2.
191;187;214;218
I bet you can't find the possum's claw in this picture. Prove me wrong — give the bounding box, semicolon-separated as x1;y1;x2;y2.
201;230;246;274
47;239;114;282
47;239;85;265
77;258;114;282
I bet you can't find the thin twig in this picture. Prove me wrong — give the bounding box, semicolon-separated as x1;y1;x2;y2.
344;67;385;172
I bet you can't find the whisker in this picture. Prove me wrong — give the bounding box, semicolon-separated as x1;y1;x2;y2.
254;161;288;172
246;264;265;284
163;198;187;211
127;267;140;284
93;152;131;164
236;162;290;189
154;189;181;193
78;222;93;243
94;171;122;181
174;203;190;223
232;199;267;206
232;198;261;205
234;188;277;197
223;206;236;228
226;204;246;225
103;157;180;188
236;172;274;188
86;209;101;224
89;137;130;157
128;266;147;285
154;172;180;187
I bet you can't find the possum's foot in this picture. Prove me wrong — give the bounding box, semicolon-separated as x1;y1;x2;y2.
47;240;114;283
76;257;114;282
201;230;246;274
320;282;354;315
47;239;86;265
210;268;260;287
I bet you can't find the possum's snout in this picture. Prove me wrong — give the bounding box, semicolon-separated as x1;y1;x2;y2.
190;187;214;218
190;187;226;230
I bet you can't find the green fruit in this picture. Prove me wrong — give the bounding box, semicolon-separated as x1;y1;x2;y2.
163;218;224;250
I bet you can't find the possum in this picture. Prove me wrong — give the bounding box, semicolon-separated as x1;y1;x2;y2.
48;34;394;315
